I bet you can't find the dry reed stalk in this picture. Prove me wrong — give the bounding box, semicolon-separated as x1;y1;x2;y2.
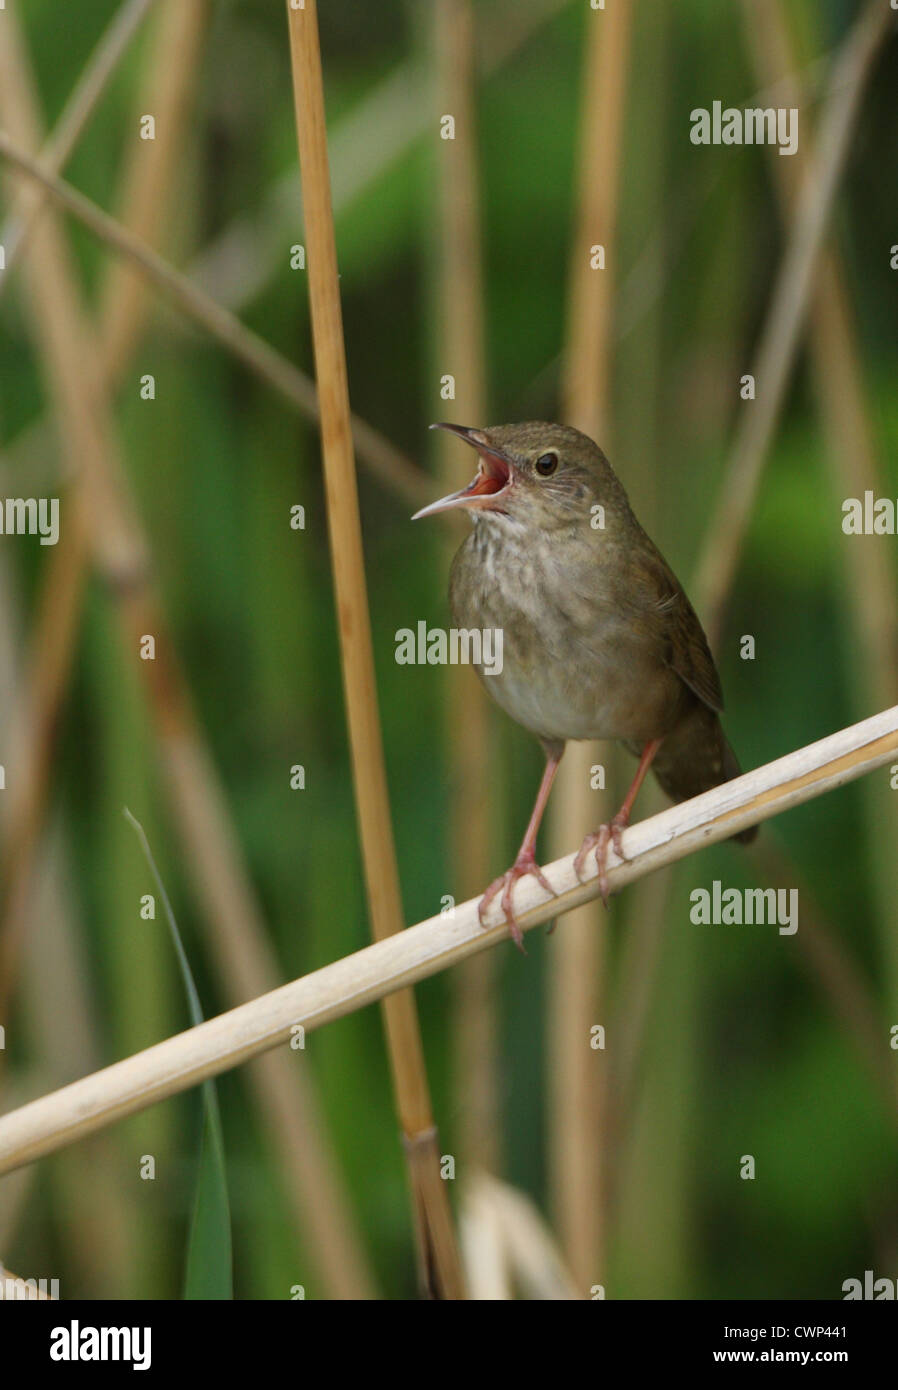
0;133;431;511
99;0;208;370
284;0;464;1300
0;0;156;287
694;0;894;644
0;11;375;1301
549;0;634;1288
433;0;500;1176
1;702;895;1177
742;0;898;1013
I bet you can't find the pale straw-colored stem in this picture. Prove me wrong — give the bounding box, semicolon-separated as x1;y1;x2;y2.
551;0;635;1287
432;0;500;1176
0;703;894;1178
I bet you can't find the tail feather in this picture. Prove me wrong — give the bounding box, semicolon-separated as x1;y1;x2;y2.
643;703;757;844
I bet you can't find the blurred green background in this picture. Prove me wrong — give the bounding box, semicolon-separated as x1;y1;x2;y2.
1;0;897;1300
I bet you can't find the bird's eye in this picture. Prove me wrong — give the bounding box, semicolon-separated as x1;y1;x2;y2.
535;451;559;477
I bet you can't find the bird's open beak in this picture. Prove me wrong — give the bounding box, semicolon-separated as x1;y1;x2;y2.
411;423;514;520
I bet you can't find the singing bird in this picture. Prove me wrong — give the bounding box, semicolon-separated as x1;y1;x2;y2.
413;421;755;950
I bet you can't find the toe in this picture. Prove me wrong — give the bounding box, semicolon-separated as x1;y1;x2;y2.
531;863;555;897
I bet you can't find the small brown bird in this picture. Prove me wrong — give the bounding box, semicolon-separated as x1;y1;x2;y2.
414;422;755;949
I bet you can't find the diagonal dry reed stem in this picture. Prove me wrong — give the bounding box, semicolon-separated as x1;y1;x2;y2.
0;9;376;1300
0;0;157;288
0;703;894;1179
550;0;634;1288
694;0;895;644
0;134;431;511
284;0;463;1300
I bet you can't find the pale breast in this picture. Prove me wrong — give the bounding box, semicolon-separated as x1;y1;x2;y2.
449;519;684;745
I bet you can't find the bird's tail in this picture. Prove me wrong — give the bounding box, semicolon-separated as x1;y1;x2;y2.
647;703;757;845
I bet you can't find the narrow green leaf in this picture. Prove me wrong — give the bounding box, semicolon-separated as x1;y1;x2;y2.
124;808;233;1300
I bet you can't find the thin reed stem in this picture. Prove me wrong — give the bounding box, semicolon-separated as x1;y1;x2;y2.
284;0;464;1300
550;0;635;1288
432;0;501;1177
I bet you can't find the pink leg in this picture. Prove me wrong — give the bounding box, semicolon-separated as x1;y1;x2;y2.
479;750;562;951
574;738;663;905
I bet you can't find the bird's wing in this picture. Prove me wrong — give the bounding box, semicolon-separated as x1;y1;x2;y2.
627;533;724;713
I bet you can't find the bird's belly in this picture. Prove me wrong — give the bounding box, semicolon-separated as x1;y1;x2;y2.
483;639;672;745
450;526;683;745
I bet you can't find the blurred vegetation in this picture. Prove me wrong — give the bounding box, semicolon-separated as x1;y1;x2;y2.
1;0;897;1299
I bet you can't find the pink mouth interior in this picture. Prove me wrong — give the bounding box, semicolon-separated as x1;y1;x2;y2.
473;453;510;494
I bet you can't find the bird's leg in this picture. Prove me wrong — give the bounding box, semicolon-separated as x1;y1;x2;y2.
575;738;663;905
479;747;562;951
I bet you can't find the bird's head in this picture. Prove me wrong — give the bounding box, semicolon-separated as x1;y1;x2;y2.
412;421;630;531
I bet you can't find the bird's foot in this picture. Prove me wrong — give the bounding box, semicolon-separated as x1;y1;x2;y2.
574;812;630;906
478;851;556;952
